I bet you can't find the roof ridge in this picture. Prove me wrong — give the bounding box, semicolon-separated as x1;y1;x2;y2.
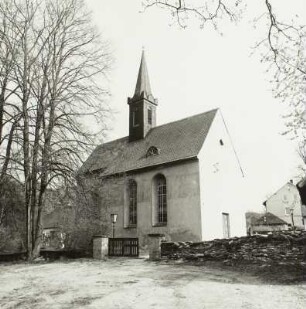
97;136;129;148
150;108;218;131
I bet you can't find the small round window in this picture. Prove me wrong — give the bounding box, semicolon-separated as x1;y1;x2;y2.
146;146;160;157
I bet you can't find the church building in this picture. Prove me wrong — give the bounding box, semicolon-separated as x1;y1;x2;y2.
80;51;246;246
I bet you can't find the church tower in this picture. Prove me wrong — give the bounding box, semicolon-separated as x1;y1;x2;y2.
128;50;158;142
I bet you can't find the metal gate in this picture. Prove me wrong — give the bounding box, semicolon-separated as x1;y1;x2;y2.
108;238;139;257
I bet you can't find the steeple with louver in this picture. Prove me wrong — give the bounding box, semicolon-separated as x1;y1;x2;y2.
128;50;158;142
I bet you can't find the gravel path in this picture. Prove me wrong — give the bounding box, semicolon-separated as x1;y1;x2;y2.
0;258;305;309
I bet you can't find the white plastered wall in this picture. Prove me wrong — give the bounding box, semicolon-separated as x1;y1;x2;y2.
265;183;304;228
103;160;203;246
198;110;246;240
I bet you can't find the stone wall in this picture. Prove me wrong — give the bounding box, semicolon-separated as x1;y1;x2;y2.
161;231;306;265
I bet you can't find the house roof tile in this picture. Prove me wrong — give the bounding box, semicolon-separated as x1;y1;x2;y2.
254;212;288;226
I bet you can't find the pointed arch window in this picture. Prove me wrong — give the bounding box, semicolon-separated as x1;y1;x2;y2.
132;108;139;127
128;179;137;226
153;174;167;225
148;107;152;125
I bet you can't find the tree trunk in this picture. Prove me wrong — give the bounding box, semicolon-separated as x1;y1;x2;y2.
32;187;46;258
291;211;295;228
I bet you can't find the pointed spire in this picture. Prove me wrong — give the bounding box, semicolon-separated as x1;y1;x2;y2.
133;50;153;101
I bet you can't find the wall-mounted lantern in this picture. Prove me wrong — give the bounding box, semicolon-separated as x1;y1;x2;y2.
110;214;118;238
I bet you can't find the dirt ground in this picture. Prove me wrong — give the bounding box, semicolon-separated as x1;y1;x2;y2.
0;258;305;309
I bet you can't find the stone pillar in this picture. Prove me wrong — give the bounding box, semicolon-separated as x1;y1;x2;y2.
147;233;165;261
93;235;109;260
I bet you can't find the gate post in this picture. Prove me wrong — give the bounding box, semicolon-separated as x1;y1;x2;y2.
93;235;108;260
147;233;165;261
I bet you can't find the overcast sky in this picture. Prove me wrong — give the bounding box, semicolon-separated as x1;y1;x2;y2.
85;0;306;212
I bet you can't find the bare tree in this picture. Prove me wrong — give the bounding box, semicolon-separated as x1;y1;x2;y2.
0;1;21;148
143;0;306;142
29;0;111;258
0;0;111;259
256;1;306;143
142;0;243;29
0;0;24;234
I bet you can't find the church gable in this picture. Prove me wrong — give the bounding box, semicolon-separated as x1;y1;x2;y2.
198;109;243;177
197;109;245;240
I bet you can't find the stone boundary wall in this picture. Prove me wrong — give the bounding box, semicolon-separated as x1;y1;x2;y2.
161;231;306;265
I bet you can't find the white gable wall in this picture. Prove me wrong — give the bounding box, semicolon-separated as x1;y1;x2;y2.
198;110;246;240
265;183;304;228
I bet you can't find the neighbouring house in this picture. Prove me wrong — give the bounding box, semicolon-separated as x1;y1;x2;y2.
245;212;263;235
41;195;68;250
41;187;78;250
41;227;65;250
79;51;245;247
263;181;306;230
246;212;289;235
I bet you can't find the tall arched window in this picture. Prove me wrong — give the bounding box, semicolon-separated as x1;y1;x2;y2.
128;179;137;226
153;174;167;225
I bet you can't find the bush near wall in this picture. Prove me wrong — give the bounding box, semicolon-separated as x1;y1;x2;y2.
0;177;26;253
161;231;306;265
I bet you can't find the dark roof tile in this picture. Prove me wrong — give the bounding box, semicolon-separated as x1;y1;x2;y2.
80;109;218;176
254;212;288;226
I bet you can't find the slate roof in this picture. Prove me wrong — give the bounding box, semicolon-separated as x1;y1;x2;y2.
254;212;288;226
245;212;262;225
133;50;154;102
80;109;218;177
